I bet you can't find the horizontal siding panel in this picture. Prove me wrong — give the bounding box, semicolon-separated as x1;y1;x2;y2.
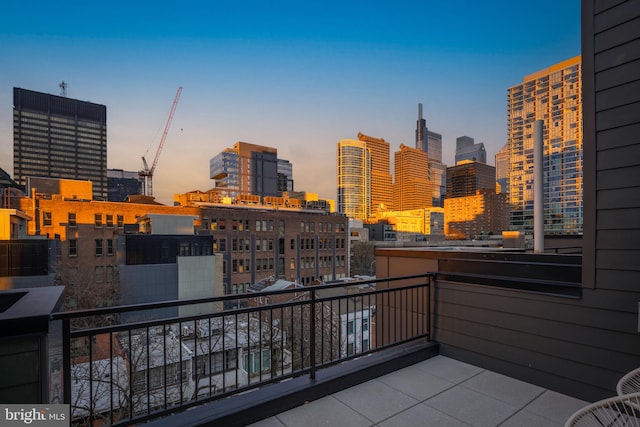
597;122;640;150
436;314;638;372
596;248;640;270
596;268;640;291
595;58;640;91
597;165;640;189
596;101;640;130
597;144;640;170
595;0;632;14
594;0;640;33
436;282;632;329
437;300;635;354
595;16;640;53
596;80;640;111
596;187;640;209
596;207;640;229
597;229;640;249
595;37;640;71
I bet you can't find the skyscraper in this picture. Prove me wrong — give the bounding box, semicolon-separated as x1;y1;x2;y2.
13;87;107;200
356;133;393;216
495;143;509;195
446;162;496;199
414;104;446;207
507;56;582;234
337;139;370;221
107;169;143;202
455;136;487;164
209;142;291;198
393;144;432;211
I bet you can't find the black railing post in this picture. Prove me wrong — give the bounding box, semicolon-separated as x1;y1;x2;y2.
62;319;71;406
427;273;432;341
310;288;316;380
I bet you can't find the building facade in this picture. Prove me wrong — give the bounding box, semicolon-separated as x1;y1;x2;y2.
337;139;371;221
13;87;107;200
393;144;432;211
446;161;496;199
13;183;349;308
444;190;509;239
455;136;487;164
415;104;446;207
507;56;583;234
495;143;510;194
356;133;393;217
107;169;143;202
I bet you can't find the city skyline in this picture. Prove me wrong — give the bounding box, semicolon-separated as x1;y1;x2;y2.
0;1;580;205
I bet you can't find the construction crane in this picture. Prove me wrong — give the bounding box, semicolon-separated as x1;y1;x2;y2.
139;86;182;196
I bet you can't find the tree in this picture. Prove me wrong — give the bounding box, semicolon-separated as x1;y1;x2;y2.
350;241;375;276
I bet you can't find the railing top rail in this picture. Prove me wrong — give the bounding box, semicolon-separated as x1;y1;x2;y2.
51;273;434;321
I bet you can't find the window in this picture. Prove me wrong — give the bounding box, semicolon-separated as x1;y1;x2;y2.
290;239;295;250
279;220;285;234
347;343;355;356
43;211;52;227
255;220;261;232
347;320;354;335
244;349;270;374
211;219;218;231
106;266;114;283
107;239;114;256
68;212;77;227
69;239;78;256
95;239;103;256
95;213;103;227
95;266;104;283
290;258;295;269
362;318;369;332
117;215;124;228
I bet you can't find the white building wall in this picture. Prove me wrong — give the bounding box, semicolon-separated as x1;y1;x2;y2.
178;255;220;316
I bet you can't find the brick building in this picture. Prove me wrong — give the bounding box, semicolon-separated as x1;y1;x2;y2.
12;180;349;308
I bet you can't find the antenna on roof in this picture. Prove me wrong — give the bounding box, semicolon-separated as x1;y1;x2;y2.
59;81;67;97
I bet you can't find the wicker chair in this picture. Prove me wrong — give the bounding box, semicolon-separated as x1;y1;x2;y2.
618;368;640;396
565;392;640;427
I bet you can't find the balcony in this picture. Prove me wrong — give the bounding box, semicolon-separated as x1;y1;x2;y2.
4;248;638;426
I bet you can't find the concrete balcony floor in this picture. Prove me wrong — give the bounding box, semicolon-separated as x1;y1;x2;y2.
249;355;589;427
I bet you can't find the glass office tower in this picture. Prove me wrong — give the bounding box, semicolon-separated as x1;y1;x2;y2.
13;87;107;200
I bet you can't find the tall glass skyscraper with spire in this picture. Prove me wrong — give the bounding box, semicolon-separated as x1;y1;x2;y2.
415;103;445;207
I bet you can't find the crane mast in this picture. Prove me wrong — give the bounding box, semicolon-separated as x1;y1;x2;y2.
140;86;182;196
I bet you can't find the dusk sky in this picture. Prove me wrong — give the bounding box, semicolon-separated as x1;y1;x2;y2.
0;1;581;205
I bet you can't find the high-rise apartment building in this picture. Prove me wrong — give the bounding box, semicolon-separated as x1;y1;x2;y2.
455;136;487;164
414;103;446;207
393;144;432;211
210;142;293;198
507;56;582;234
337;139;370;221
357;133;393;216
13;87;107;200
446;161;496;199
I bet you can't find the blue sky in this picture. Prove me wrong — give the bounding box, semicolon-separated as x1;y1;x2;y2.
0;1;581;205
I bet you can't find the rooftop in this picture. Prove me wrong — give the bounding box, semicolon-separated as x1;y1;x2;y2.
249;355;588;427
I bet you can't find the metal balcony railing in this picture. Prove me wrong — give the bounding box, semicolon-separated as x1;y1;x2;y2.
50;273;433;426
